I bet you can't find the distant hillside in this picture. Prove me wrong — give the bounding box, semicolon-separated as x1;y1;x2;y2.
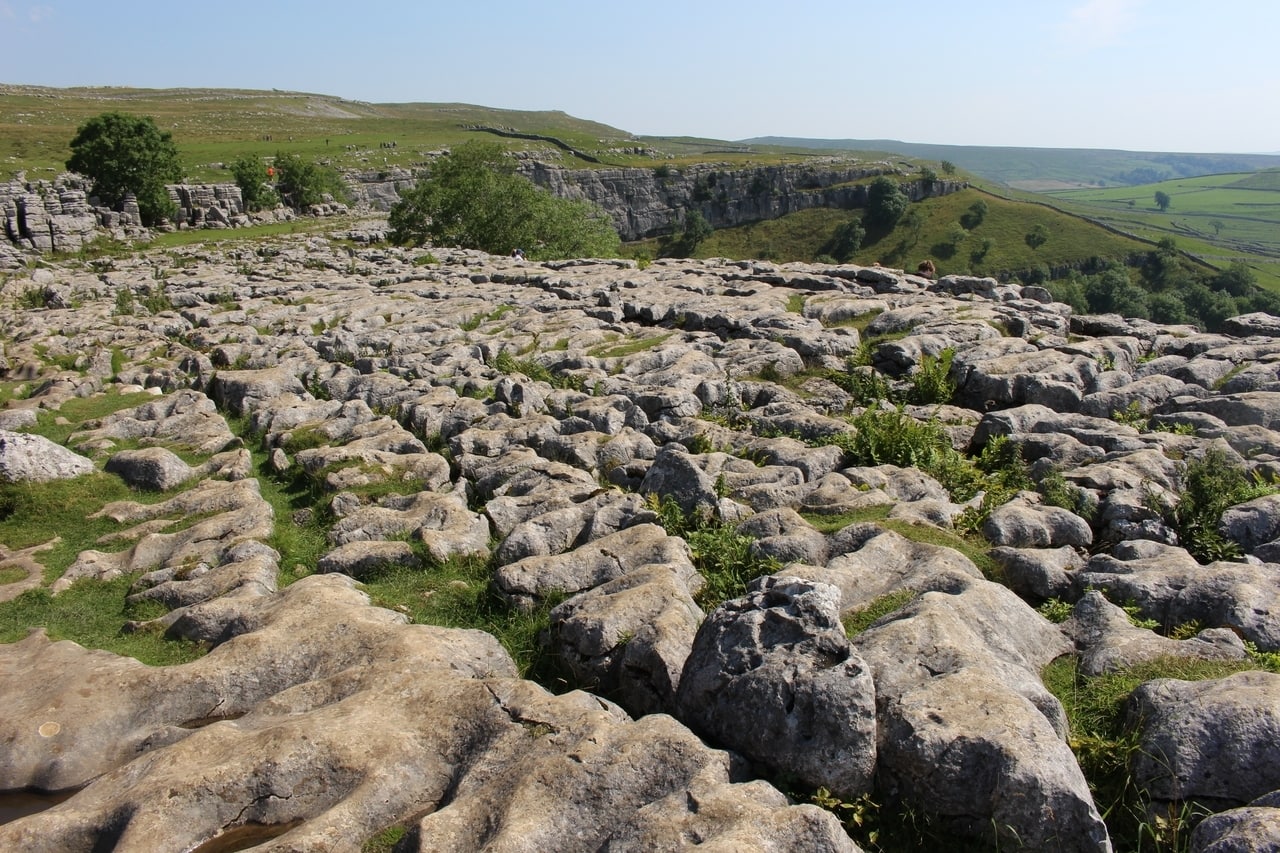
0;85;889;183
743;137;1280;191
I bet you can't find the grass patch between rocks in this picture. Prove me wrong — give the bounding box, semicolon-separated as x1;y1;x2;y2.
359;556;569;685
1042;654;1278;851
0;574;206;665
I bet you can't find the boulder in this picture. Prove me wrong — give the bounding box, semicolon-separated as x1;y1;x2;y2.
676;576;878;798
104;447;196;491
854;580;1107;851
1128;671;1280;809
0;430;94;482
983;492;1094;548
551;563;703;716
1065;590;1248;676
1190;793;1280;853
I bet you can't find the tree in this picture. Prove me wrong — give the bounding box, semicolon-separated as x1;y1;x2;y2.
66;111;182;226
1154;190;1172;212
864;176;909;231
1025;223;1050;249
388;141;619;259
827;218;865;262
273;152;349;210
960;199;988;230
230;154;277;212
940;160;956;176
1084;268;1149;319
673;210;714;257
1213;261;1256;297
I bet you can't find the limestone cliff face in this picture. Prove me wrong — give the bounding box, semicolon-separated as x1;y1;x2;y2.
521;161;966;241
0;176;102;253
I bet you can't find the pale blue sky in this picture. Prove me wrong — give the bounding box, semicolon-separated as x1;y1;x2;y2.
2;0;1276;153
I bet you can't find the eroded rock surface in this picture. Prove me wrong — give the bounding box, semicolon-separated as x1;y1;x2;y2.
2;234;1279;849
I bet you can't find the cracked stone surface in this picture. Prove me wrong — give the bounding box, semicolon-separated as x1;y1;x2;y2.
2;234;1279;849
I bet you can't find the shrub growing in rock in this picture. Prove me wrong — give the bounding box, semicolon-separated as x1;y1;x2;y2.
273;152;350;210
1157;448;1280;563
230;154;278;212
388;141;619;259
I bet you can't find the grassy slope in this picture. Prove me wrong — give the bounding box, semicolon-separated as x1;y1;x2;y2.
0;84;887;183
635;188;1156;280
1043;171;1280;289
6;84;1277;288
745;136;1280;190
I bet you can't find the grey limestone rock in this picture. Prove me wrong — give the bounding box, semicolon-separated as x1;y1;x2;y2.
855;580;1108;852
1128;671;1280;809
1066;589;1248;676
1078;545;1280;650
551;562;704;717
0;429;94;483
317;539;419;579
494;523;694;609
676;576;878;799
990;544;1085;602
1190;794;1280;853
1219;493;1280;555
983;491;1094;548
104;446;196;491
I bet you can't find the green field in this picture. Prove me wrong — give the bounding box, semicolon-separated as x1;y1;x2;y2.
1044;171;1280;289
0;84;890;184
6;83;1279;293
748;136;1280;191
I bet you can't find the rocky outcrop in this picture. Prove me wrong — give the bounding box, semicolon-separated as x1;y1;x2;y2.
0;175;103;253
3;234;1280;850
523;160;964;241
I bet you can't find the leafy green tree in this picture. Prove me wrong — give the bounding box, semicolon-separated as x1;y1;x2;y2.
940;160;956;176
920;166;937;188
273;152;350;210
670;210;713;257
1025;223;1050;249
388;141;619;259
1213;261;1256;297
1141;237;1194;292
1154;190;1172;211
66;111;182;226
864;176;909;231
960;199;988;229
1084;268;1149;318
1043;277;1087;312
827;218;866;262
229;154;277;212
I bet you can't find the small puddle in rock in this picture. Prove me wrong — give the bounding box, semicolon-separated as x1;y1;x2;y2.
188;819;304;853
0;789;78;825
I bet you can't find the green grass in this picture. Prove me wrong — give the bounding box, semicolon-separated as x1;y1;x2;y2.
0;565;28;585
1;84;858;184
1044;172;1280;289
1042;654;1277;852
359;557;567;684
625;188;1155;281
0;474;167;582
0;575;205;665
842;589;916;636
586;332;673;359
30;389;158;445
